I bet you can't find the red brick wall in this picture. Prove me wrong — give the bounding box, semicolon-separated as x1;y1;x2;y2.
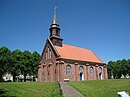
38;64;41;81
38;41;58;82
58;62;108;82
38;41;108;82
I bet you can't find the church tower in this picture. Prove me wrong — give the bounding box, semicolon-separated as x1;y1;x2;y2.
49;7;63;47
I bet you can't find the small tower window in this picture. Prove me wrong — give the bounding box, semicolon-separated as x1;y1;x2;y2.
52;29;56;35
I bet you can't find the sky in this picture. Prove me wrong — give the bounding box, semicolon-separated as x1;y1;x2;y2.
0;0;130;63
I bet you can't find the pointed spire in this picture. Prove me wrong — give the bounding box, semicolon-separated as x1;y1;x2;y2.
49;6;63;47
52;6;58;25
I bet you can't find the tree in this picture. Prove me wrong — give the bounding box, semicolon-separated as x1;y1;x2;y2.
21;50;32;82
107;59;130;79
0;46;40;82
10;49;23;81
0;46;11;81
30;51;40;81
107;61;114;78
120;59;127;76
127;59;130;75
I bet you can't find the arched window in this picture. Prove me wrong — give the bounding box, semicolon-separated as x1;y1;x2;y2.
90;66;94;74
99;67;102;73
45;51;47;60
47;48;49;59
99;67;102;80
46;47;52;60
49;50;52;59
66;65;71;75
79;66;84;73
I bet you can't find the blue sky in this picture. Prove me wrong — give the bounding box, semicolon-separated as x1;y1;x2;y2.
0;0;130;63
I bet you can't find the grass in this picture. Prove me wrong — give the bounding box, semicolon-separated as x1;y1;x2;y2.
69;79;130;97
0;82;62;97
0;79;129;97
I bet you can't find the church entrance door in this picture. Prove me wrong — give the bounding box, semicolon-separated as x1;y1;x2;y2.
99;73;102;80
80;73;82;80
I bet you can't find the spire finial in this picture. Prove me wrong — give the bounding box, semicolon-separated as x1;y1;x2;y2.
54;6;57;20
52;6;58;25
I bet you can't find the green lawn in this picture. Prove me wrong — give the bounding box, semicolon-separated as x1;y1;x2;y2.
69;79;130;97
0;82;62;97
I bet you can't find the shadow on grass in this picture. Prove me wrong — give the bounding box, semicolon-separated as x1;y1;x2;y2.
0;89;16;97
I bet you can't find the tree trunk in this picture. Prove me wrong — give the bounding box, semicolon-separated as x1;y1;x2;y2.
0;74;3;82
13;74;16;82
33;76;35;82
24;73;26;82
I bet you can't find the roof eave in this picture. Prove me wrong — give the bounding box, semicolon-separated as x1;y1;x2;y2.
56;57;105;65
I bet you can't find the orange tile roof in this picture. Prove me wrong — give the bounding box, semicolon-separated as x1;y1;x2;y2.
54;44;103;63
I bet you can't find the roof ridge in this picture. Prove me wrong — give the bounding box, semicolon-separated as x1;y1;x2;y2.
62;43;90;51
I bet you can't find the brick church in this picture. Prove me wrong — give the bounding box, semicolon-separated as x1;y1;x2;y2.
38;9;108;82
